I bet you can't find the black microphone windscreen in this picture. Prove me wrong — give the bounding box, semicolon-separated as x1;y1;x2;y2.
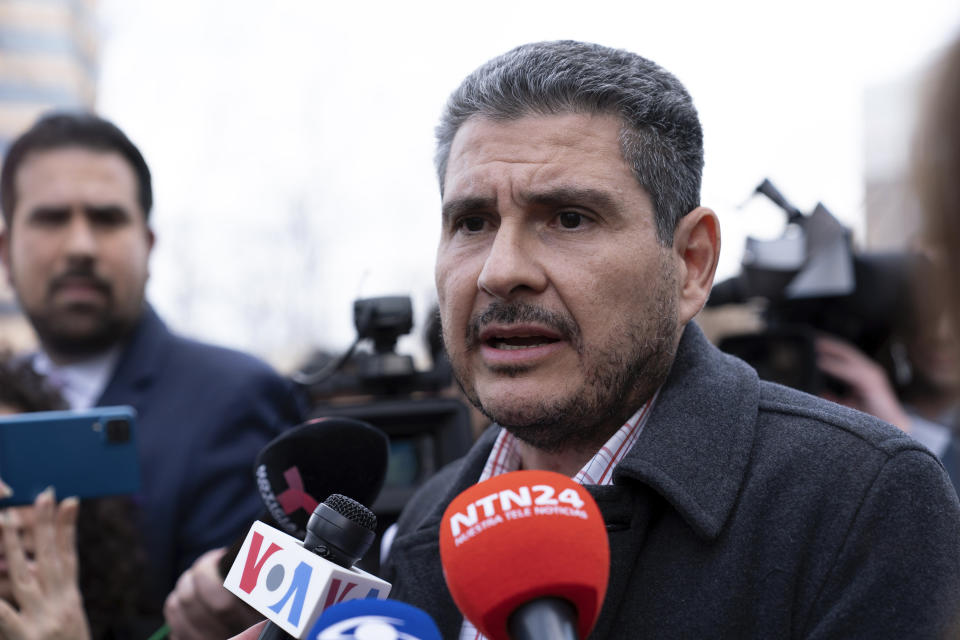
254;417;389;540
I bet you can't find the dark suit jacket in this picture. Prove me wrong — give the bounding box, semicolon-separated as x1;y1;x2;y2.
97;305;304;604
384;323;960;639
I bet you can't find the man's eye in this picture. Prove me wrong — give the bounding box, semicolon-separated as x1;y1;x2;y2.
459;217;486;232
558;211;583;229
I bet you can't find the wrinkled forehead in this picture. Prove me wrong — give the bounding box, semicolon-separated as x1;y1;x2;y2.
443;112;635;199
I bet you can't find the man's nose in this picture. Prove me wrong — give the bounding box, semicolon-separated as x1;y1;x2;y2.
63;213;97;258
477;223;547;299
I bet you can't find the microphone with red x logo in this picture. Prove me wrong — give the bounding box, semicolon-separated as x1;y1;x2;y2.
217;417;390;580
254;417;389;540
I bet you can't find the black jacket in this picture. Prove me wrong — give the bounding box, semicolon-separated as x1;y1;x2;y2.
384;323;960;639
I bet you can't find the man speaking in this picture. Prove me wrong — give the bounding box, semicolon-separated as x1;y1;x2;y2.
383;41;960;638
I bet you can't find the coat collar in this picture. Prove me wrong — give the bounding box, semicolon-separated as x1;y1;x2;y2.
612;322;759;540
96;304;172;406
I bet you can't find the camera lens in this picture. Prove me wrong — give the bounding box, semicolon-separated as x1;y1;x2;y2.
104;419;131;443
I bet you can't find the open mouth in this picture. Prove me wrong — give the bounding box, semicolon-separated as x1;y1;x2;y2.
479;322;565;354
54;279;106;292
487;335;561;350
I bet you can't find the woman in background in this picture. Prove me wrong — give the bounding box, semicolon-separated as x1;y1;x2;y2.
916;34;960;336
0;356;150;639
911;32;960;489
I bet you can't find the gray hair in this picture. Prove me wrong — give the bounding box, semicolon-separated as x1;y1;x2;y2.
435;40;704;245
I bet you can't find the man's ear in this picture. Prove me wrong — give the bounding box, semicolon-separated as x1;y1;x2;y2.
0;227;11;286
144;226;155;282
672;206;720;325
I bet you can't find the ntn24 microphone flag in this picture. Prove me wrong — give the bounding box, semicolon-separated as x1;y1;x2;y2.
224;520;391;637
307;598;441;640
439;470;609;640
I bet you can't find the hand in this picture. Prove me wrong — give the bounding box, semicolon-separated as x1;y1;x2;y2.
815;335;912;432
164;547;263;640
227;621;266;640
0;478;11;500
0;489;90;640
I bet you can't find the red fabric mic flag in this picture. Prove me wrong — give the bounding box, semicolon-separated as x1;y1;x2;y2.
439;470;609;640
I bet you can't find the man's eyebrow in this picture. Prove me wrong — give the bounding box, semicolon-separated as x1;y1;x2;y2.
442;196;497;222
523;187;619;212
442;187;620;217
84;204;131;217
28;205;70;216
30;204;70;213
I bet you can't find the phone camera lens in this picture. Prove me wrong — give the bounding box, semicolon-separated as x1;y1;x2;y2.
105;419;131;443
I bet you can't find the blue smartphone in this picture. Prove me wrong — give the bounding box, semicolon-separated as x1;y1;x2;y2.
0;406;140;506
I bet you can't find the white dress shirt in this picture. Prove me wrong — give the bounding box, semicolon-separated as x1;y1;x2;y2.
32;347;122;410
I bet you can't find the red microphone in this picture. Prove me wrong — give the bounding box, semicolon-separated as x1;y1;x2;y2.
439;470;609;640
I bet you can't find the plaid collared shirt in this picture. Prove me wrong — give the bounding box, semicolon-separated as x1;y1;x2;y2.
459;390;660;640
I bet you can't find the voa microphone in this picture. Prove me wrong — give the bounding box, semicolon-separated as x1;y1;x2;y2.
306;598;441;640
439;470;610;640
224;494;391;639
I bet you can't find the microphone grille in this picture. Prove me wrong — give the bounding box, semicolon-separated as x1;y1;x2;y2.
325;493;376;531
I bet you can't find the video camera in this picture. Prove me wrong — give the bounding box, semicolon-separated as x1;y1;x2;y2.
292;296;473;571
706;179;917;394
295;296;452;397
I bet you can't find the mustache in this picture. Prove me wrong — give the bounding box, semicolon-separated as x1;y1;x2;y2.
465;301;581;352
47;268;112;297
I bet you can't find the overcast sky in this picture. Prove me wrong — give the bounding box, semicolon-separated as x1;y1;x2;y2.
94;0;960;370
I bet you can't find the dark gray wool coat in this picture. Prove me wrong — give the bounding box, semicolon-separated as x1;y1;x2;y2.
383;323;960;639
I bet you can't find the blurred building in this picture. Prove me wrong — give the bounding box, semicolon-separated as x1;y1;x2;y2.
863;67;927;250
0;0;98;351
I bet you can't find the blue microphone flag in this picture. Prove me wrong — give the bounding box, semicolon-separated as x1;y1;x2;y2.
307;598;442;640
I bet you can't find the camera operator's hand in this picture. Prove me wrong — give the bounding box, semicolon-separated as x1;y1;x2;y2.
0;488;91;640
815;334;912;433
164;547;263;640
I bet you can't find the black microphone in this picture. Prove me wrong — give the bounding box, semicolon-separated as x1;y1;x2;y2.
251;494;379;640
254;417;388;538
219;417;389;576
302;494;376;567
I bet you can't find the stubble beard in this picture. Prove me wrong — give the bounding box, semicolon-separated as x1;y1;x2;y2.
21;273;141;360
30;307;136;360
446;264;681;455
